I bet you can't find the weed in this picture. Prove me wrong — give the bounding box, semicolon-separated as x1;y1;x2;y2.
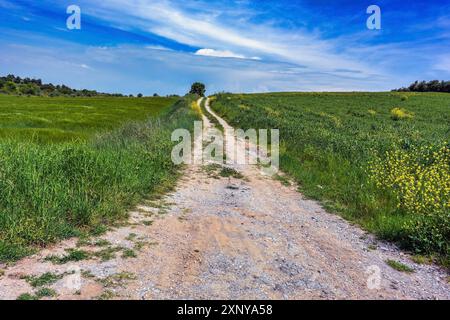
97;290;116;300
45;249;91;264
203;163;244;179
274;174;291;186
35;287;57;298
99;272;136;288
219;167;244;179
385;259;415;273
23;272;62;288
94;239;111;247
17;293;38;300
142;220;153;226
94;246;122;262
122;249;137;259
76;237;92;247
411;255;433;265
134;240;153;252
125;233;137;241
81;270;95;279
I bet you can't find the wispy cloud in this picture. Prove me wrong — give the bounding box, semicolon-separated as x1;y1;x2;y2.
195;48;260;60
80;0;378;74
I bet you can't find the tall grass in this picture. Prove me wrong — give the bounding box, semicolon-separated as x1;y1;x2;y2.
0;96;199;261
211;92;450;265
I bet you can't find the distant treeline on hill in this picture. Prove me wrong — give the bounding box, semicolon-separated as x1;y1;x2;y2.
0;74;178;98
393;80;450;93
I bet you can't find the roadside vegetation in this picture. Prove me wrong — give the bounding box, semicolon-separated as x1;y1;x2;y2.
0;94;200;261
211;92;450;266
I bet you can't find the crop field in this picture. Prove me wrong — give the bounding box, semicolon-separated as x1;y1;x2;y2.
0;95;177;143
0;95;199;261
211;92;450;264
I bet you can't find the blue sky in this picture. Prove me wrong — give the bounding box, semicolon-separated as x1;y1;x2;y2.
0;0;449;95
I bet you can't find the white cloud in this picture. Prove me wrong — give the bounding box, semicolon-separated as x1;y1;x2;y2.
81;0;376;75
195;48;260;60
145;45;173;51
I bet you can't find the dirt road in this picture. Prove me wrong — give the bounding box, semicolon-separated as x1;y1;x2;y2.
0;98;448;300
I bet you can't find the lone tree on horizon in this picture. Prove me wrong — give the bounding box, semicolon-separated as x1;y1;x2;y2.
189;82;206;97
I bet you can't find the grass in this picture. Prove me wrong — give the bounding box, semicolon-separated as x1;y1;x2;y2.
17;287;58;300
97;290;116;300
94;239;111;247
385;259;415;273
35;287;58;298
0;95;177;143
203;163;244;179
94;246;122;262
411;255;433;265
99;272;136;288
17;293;39;300
211;92;450;264
23;272;63;287
219;167;244;179
45;249;91;264
121;248;137;259
0;94;200;262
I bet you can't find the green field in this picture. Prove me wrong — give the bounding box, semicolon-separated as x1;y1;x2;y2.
211;92;450;264
0;95;199;261
0;95;177;142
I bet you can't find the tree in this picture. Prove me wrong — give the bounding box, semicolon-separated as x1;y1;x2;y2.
137;93;143;98
2;81;17;93
428;80;440;92
189;82;206;96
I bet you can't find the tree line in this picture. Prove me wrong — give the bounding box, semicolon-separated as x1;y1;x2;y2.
393;80;450;93
0;74;179;98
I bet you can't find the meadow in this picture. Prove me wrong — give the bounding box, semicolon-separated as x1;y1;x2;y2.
0;95;177;143
211;92;450;265
0;95;199;261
